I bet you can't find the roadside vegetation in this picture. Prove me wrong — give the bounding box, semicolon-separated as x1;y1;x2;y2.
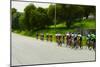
12;3;96;46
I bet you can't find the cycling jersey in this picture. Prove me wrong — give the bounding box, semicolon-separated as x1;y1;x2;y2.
90;34;96;42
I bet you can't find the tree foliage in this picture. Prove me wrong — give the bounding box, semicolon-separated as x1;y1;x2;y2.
12;8;21;30
11;3;96;31
56;4;85;28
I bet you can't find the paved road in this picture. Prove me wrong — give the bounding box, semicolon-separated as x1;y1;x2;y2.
11;33;95;66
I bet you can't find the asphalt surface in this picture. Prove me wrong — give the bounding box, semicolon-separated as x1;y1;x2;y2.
11;33;95;66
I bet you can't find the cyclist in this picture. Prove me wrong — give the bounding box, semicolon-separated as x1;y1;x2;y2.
46;33;49;41
68;33;72;47
62;34;65;44
40;33;44;40
66;32;70;47
90;33;96;50
49;34;53;42
55;33;58;43
71;33;74;48
86;33;91;49
73;32;78;48
58;33;62;46
77;33;82;48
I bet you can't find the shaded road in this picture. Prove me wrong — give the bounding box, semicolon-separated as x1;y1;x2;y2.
11;33;95;66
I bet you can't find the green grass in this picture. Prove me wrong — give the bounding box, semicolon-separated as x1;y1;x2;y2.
72;19;96;29
83;19;96;29
49;23;66;28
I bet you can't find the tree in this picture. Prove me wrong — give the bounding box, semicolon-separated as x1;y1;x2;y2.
47;4;55;22
11;8;21;30
36;7;52;28
24;4;36;31
24;4;52;31
83;6;96;19
18;13;25;31
36;7;46;13
30;9;52;30
56;4;84;28
47;4;56;29
12;8;17;15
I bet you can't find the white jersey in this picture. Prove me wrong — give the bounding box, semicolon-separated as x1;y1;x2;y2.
87;34;90;37
66;33;69;36
78;34;82;37
71;34;74;37
58;33;61;36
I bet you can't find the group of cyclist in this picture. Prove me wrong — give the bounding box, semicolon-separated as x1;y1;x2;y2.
36;32;96;50
36;32;53;41
86;33;96;50
55;32;82;48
